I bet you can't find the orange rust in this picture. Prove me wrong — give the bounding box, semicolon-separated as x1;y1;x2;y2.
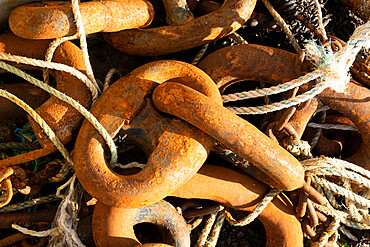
163;0;194;25
9;0;154;39
338;0;369;21
0;208;57;229
152;81;304;191
92;200;190;247
74;60;216;208
0;83;50;120
0;233;30;247
102;0;257;56
171;164;304;247
319;79;370;169
0;33;91;167
198;43;370;169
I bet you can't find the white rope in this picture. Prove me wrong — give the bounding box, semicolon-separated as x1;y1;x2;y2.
260;0;302;53
71;0;97;89
313;0;328;40
224;20;370;114
307;122;358;131
302;157;370;231
12;224;57;237
49;175;86;247
0;53;99;101
103;68;120;92
0;62;118;166
0;89;71;164
225;189;281;226
192;43;209;65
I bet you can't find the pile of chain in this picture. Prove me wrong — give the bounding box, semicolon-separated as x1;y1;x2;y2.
0;0;369;246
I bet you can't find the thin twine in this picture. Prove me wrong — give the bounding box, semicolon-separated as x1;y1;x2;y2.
309;110;326;149
192;44;209;65
0;195;59;213
12;224;57;238
103;68;120;92
43;34;79;85
225;189;281;226
307;122;358;131
71;0;97;88
302;157;370;231
0;89;71;164
260;0;302;53
205;210;226;247
0;61;118;166
0;53;99;101
313;0;328;41
229;32;248;45
223;20;370;115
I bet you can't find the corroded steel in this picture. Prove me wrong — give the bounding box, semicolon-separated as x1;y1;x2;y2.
339;0;369;21
0;33;90;167
102;0;257;56
0;83;49;120
163;0;194;25
9;0;154;39
195;44;307;190
171;164;304;247
153;81;304;191
0;207;56;229
198;43;370;170
93;200;190;247
73;60;216;208
319;79;370;169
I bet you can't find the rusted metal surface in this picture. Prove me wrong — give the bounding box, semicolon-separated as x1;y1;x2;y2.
92;200;190;247
197;44;306;92
163;0;194;25
0;232;30;246
338;0;370;21
0;33;91;167
74;60;216;208
319;79;370;169
9;0;154;39
0;83;49;120
171;164;304;247
153;80;304;191
102;0;257;56
0;208;56;229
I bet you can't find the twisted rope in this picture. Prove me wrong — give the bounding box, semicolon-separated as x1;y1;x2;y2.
229;32;248;44
307;122;358;131
0;195;59;213
195;210;219;247
225;189;281;226
103;68;120;92
205;210;226;247
0;53;99;101
43;34;79;85
224;20;370;114
192;44;209;65
71;0;97;88
12;224;57;238
302;156;370;236
0;89;71;164
316;217;340;247
0;62;117;166
313;0;328;40
260;0;302;53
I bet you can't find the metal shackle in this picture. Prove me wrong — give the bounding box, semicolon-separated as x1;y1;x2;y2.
93;200;190;247
170;164;304;247
9;0;154;39
102;0;257;56
0;33;91;167
73;60;217;208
